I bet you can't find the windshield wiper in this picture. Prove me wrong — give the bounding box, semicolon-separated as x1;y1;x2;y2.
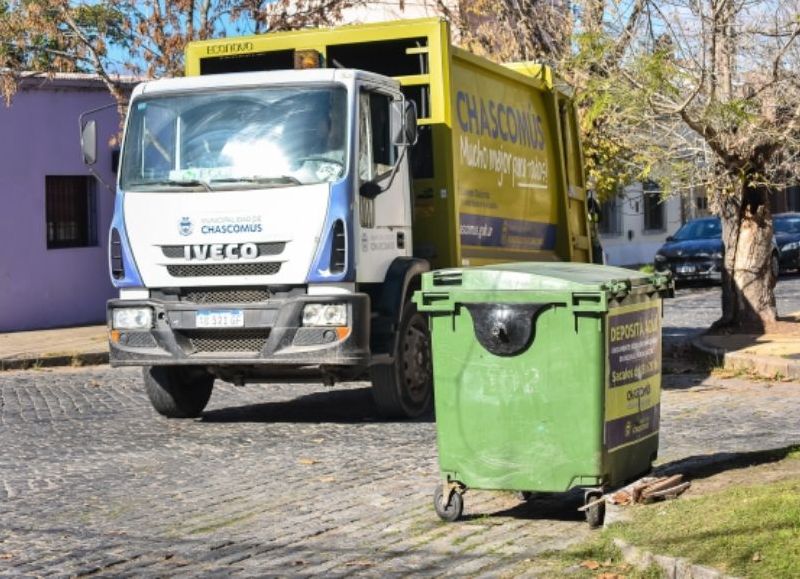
132;179;213;191
210;176;302;187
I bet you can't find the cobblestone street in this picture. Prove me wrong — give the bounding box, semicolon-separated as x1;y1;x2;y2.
2;279;800;576
1;369;598;576
3;370;800;576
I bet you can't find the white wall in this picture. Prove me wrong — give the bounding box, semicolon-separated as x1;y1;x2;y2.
599;183;684;267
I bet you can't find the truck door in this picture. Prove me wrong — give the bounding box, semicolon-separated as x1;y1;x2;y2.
355;89;413;282
559;99;592;263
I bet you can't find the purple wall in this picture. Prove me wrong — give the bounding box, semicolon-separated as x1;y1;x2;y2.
0;76;124;331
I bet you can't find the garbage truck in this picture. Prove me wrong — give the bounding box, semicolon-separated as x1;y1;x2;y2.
81;17;596;419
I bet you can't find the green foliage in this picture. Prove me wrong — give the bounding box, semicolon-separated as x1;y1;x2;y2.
72;3;126;45
708;98;759;131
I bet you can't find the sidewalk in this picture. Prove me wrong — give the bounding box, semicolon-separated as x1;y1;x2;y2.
692;310;800;380
0;325;108;370
2;317;800;379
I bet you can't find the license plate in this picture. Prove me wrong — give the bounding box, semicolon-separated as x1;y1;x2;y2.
677;264;696;274
196;309;244;328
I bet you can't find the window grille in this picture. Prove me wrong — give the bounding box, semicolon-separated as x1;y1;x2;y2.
45;176;97;249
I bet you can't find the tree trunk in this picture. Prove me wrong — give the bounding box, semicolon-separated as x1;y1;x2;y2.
716;181;777;331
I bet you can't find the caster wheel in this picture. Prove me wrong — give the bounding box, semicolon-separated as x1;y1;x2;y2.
433;484;464;522
584;490;606;529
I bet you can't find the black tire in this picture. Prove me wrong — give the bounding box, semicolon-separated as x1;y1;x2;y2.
370;302;433;418
143;366;214;418
584;490;606;529
433;485;464;522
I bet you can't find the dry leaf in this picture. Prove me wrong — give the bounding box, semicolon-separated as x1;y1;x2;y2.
580;560;601;570
319;476;336;483
752;552;762;562
0;554;13;560
298;458;318;465
311;438;325;443
597;574;625;579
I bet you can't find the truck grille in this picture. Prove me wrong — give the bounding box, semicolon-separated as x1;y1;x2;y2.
181;288;271;304
167;263;281;277
122;332;157;348
183;330;269;353
160;242;286;259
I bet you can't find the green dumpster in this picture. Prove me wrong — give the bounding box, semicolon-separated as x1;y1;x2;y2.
414;262;673;526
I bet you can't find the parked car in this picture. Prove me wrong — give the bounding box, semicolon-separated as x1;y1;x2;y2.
654;217;724;282
774;212;800;272
654;216;780;283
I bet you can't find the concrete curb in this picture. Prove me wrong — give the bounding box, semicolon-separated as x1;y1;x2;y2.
613;538;738;579
691;337;800;380
0;351;108;371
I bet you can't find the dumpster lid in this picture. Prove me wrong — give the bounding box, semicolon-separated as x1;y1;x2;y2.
426;262;667;293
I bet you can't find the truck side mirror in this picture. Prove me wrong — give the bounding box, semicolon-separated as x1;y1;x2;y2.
81;119;97;166
391;99;418;147
404;100;418;146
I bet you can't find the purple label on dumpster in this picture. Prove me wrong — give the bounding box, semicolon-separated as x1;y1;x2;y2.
608;305;661;388
605;302;662;452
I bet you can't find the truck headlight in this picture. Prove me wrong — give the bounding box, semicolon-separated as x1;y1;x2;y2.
112;307;153;330
654;253;666;262
302;304;347;326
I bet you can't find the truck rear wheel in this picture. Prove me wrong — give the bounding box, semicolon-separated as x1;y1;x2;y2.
371;302;433;418
143;366;214;418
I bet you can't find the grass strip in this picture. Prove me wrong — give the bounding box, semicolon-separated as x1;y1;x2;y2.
607;475;800;578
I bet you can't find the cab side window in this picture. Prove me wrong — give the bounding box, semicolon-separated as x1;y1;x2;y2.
358;91;396;182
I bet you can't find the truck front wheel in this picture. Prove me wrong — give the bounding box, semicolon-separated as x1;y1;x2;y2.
371;302;433;419
143;366;215;418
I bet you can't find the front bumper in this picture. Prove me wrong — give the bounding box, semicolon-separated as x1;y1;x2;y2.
107;293;370;370
655;258;722;281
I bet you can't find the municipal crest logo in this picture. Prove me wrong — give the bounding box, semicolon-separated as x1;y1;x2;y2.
179;217;193;236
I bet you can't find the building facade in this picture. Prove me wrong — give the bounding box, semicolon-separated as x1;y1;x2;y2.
597;182;706;267
0;74;122;331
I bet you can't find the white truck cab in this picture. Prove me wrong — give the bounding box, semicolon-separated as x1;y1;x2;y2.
86;67;429;419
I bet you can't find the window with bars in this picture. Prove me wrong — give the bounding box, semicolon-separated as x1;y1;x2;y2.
598;195;622;236
643;181;665;232
45;176;97;249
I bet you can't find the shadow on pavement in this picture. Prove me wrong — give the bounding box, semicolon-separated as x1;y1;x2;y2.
654;444;800;481
483;488;586;523
201;386;434;424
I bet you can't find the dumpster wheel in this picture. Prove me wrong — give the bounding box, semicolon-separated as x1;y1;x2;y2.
433;483;464;522
583;489;606;529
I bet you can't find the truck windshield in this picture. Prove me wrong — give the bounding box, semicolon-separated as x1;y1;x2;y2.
120;86;347;191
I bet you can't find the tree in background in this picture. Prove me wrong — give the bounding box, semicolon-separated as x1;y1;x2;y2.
0;0;361;107
0;1;128;104
572;0;800;329
435;0;573;63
